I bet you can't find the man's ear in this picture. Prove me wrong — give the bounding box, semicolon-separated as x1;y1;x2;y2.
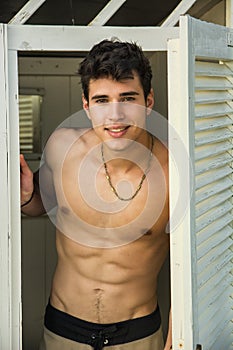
82;94;91;119
146;88;154;116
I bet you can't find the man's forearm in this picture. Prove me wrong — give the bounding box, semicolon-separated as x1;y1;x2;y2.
164;309;172;350
21;178;46;216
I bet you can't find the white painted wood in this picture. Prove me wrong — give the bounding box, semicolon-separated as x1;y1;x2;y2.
8;0;46;25
0;23;12;350
189;15;233;59
195;103;233;118
198;258;232;300
226;0;233;27
0;24;22;350
195;91;233;104
88;0;126;26
161;0;197;27
195;140;233;161
195;60;233;76
18;56;83;76
199;272;232;308
195;165;233;188
168;38;195;350
195;152;233;173
196;189;233;217
195;76;233;89
195;128;233;146
197;231;233;262
195;115;232;130
212;319;233;350
168;16;233;350
190;14;233;347
167;39;183;349
8;49;22;350
7;25;179;51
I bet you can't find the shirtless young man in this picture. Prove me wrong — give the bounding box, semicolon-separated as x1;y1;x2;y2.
20;39;171;350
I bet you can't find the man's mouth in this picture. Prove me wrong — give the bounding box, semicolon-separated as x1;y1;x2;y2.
106;126;129;132
104;125;130;137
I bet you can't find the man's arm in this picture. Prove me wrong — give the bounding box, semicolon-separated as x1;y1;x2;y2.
164;309;172;350
20;154;56;216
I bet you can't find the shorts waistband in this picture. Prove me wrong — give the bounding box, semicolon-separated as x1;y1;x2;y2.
44;301;161;349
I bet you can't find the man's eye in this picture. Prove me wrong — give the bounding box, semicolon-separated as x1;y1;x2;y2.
121;96;135;102
95;99;108;104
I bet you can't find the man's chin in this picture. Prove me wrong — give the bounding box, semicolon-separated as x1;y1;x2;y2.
103;138;134;153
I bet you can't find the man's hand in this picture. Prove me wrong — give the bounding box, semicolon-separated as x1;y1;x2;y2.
20;154;34;206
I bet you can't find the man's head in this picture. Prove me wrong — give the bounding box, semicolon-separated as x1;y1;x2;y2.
78;39;152;103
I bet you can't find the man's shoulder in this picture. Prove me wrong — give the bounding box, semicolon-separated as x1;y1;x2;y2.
44;127;92;167
47;127;94;149
49;127;90;142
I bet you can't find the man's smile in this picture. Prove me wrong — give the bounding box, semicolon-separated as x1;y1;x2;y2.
104;125;130;137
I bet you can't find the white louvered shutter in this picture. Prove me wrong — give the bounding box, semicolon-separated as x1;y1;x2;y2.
19;94;42;154
168;16;233;350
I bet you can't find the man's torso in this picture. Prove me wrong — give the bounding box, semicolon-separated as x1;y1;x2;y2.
45;128;169;324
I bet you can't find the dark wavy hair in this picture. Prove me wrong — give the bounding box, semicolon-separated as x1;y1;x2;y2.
78;39;152;102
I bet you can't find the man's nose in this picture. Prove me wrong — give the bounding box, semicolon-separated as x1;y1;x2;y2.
107;102;124;122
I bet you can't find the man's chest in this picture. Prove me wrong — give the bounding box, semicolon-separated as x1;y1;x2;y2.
56;159;167;229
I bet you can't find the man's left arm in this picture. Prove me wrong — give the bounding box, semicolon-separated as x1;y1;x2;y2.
164;309;172;350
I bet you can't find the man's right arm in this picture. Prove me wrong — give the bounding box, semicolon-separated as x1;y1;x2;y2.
20;154;56;216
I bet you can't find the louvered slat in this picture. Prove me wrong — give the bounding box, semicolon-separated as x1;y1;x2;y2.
199;273;232;309
200;308;233;350
196;189;232;217
198;264;233;301
195;177;233;203
195;141;232;161
194;60;233;349
195;103;233;118
198;250;232;292
196;166;232;189
196;201;232;233
195;128;233;146
195;61;233;77
212;320;233;350
197;213;233;245
195;116;232;131
195;76;233;90
19;95;41;154
195;90;233;104
199;286;233;328
197;237;233;269
195;153;233;173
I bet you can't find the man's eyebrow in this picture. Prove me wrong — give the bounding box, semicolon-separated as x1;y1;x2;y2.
119;91;139;97
91;91;139;101
91;94;108;100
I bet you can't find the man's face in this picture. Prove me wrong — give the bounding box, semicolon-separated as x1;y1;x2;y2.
82;73;154;151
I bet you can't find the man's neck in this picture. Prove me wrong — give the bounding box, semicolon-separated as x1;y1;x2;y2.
101;133;153;174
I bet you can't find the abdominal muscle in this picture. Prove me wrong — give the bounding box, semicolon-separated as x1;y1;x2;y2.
50;226;169;324
48;130;169;323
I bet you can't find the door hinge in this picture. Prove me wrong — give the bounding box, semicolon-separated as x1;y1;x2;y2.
227;32;233;47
